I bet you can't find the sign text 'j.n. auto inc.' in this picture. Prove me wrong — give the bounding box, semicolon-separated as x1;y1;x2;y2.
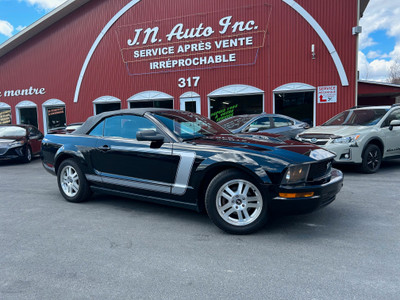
116;4;272;75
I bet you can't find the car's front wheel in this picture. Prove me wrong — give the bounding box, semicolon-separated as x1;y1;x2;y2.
361;144;382;173
205;170;268;234
22;146;32;163
57;159;91;203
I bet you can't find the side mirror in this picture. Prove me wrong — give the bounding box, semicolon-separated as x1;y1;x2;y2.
248;127;259;133
303;123;310;129
389;120;400;131
136;130;165;142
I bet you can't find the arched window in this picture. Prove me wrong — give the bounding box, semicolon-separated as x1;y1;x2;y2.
208;85;264;122
0;102;12;125
180;92;201;114
127;91;173;109
16;101;38;128
273;83;316;126
42;99;66;134
93;96;121;115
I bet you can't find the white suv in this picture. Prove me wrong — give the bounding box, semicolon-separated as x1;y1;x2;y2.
297;105;400;173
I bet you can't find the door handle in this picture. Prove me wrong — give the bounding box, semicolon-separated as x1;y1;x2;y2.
98;145;111;151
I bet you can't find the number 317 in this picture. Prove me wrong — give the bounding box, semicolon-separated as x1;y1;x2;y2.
178;76;200;88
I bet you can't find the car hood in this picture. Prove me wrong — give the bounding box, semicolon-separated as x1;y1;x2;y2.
190;133;334;164
299;125;370;137
0;137;24;143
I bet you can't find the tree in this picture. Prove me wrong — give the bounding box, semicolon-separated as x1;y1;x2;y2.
388;58;400;84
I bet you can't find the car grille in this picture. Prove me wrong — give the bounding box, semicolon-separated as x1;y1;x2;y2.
298;133;338;145
307;160;332;183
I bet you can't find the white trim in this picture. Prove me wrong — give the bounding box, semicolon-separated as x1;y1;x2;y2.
16;100;37;108
282;0;349;86
208;84;264;97
180;92;200;99
73;0;141;103
42;99;66;134
15;101;38;125
93;96;121;104
358;80;400;88
273;83;316;92
128;91;173;102
0;102;11;109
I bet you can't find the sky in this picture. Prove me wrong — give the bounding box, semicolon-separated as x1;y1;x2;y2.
0;0;399;83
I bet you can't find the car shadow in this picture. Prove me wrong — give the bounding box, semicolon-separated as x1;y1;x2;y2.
86;192;348;238
334;158;400;174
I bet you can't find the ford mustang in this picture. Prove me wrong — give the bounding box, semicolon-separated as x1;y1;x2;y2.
41;109;343;234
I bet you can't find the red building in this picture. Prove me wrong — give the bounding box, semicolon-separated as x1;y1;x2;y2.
0;0;369;133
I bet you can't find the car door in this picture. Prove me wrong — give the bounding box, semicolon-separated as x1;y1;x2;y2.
27;126;43;154
269;116;296;137
244;116;272;133
381;109;400;157
89;114;180;195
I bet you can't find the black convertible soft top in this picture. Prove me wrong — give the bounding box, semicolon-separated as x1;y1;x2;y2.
73;108;171;135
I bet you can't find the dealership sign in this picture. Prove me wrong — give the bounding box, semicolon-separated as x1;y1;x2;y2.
115;4;271;75
318;85;337;103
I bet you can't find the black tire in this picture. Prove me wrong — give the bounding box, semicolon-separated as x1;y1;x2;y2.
361;144;382;174
22;146;32;163
205;169;269;234
57;159;91;203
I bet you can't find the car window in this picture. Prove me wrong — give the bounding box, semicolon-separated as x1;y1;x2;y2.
323;109;388;126
218;115;254;130
382;109;400;127
89;121;104;136
102;115;158;139
247;117;271;131
272;117;294;128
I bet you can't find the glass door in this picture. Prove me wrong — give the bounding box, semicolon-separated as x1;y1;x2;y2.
180;97;201;114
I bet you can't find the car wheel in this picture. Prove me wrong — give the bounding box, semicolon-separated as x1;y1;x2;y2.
57;159;91;203
361;144;382;174
22;146;32;163
205;170;268;234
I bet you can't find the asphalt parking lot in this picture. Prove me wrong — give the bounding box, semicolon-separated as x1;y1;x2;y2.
0;158;399;300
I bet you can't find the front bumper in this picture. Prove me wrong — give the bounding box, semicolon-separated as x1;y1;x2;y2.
270;168;343;214
323;143;363;164
0;146;26;161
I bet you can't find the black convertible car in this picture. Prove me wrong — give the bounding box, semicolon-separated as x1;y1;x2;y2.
41;109;343;234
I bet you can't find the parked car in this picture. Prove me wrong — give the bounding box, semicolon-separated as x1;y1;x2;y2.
48;122;83;134
218;113;310;139
41;109;343;234
296;104;400;173
0;124;44;163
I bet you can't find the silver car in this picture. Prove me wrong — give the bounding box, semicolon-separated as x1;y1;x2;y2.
218;113;310;139
297;105;400;173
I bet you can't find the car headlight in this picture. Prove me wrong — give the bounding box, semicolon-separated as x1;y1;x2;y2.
8;140;25;148
331;134;360;144
281;164;310;184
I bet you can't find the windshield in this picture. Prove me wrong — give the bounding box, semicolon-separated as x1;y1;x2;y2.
323;109;388;126
218;115;254;130
0;126;26;137
152;110;229;140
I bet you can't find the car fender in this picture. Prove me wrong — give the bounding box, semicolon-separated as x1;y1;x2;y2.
196;152;272;185
54;144;88;173
361;136;385;156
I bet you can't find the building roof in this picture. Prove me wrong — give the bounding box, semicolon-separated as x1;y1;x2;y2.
0;0;90;58
358;80;400;97
0;0;370;59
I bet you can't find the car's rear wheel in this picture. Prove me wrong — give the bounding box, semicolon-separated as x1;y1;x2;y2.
361;144;382;173
205;170;268;234
57;159;91;203
22;146;32;163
